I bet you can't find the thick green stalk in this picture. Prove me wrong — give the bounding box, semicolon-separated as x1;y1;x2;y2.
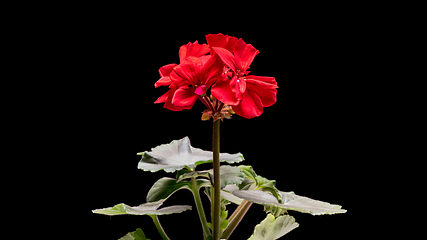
221;200;253;239
212;119;221;240
191;176;211;238
150;215;170;240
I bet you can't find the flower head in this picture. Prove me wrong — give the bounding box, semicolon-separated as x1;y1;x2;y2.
154;41;211;111
211;39;278;118
154;34;278;119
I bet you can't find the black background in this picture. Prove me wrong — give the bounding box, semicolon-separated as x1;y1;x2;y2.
42;3;384;239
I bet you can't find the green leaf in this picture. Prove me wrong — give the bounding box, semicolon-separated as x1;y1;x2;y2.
119;228;150;240
220;218;229;231
217;165;244;189
133;228;149;240
92;199;192;216
238;165;281;201
254;176;281;202
232;190;347;215
147;176;210;203
221;185;243;205
238;165;257;189
119;232;135;240
279;191;347;215
263;205;287;218
176;170;211;183
220;208;229;231
146;177;190;202
137;137;244;173
207;213;228;232
177;165;243;189
248;214;299;240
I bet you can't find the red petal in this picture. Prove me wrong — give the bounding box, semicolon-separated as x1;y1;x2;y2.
154;76;172;88
179;41;210;63
154;90;169;103
206;33;238;53
159;63;177;77
211;47;236;72
245;75;278;107
170;57;202;86
171;86;199;109
155;64;178;87
234;39;259;71
232;87;263;119
246;75;277;85
161;87;187;111
211;79;240;106
229;76;245;101
199;55;211;66
199;54;224;88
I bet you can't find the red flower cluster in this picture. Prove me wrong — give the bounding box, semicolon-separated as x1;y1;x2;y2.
154;34;278;119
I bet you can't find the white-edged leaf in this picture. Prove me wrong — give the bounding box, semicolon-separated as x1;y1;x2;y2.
177;166;243;189
217;165;244;189
92;199;191;216
248;214;299;240
232;190;346;215
221;185;243;205
137;136;244;173
233;190;279;205
279;191;346;215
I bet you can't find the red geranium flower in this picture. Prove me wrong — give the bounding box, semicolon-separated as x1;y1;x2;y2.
168;54;223;110
154;34;278;119
211;39;278;118
154;41;211;111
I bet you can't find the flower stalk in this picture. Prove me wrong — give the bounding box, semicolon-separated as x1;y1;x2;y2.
212;119;221;240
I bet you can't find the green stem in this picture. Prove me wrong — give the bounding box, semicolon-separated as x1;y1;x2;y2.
191;176;211;238
227;200;246;223
221;200;253;239
150;215;170;240
212;119;221;240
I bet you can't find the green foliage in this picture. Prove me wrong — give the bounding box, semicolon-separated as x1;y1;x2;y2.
221;185;244;205
92;136;346;239
220;210;229;230
147;177;191;202
176;168;211;183
92;199;192;216
176;165;243;189
263;205;287;218
238;165;282;202
205;186;231;234
248;214;299;240
119;228;150;240
217;165;244;189
137;137;244;173
232;190;347;215
146;166;242;204
207;209;229;233
146;177;210;202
